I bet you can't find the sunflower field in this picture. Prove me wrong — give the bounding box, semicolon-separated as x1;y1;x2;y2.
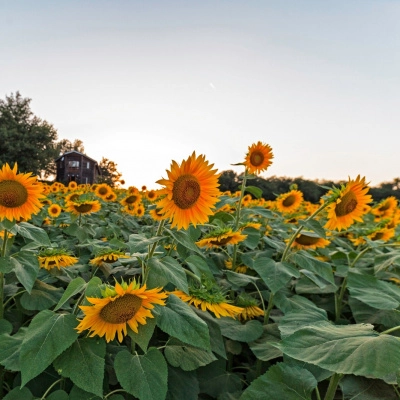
1;143;400;400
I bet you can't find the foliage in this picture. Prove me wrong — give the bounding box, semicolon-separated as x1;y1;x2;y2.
97;157;123;187
1;151;400;399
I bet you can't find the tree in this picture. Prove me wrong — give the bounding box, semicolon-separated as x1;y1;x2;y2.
56;138;85;154
0;92;59;177
97;157;123;187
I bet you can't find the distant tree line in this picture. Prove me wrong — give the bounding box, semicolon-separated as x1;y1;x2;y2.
218;170;400;204
0;91;123;186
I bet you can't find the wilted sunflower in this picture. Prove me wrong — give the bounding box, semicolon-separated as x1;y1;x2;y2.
276;190;304;214
48;203;62;218
90;248;130;266
66;199;101;216
291;232;330;250
76;280;167;343
170;288;243;319
38;248;79;270
325;176;372;231
235;293;264;321
0;163;45;222
244;141;274;175
196;228;247;249
156;152;221;230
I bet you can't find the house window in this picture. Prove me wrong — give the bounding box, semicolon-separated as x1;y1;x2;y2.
68;161;80;168
86;162;90;169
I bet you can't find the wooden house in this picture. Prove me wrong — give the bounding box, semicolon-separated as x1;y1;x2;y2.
55;151;101;185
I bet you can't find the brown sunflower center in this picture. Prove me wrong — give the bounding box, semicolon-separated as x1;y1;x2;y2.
100;294;143;324
371;232;384;241
249;150;265;167
172;174;201;209
295;235;320;246
210;237;231;246
125;195;139;204
0;180;29;208
98;187;109;195
74;203;93;213
335;191;358;217
282;194;296;207
378;202;391;212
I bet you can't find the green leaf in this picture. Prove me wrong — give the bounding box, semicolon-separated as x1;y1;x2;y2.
252;257;299;294
156;294;210;350
20;310;79;386
166;366;200;400
249;323;282;362
217;318;263;342
128;316;157;352
147;256;188;293
114;348;168;400
185;254;214;280
298;219;326;239
245;185;263;199
54;276;87;311
82;276;102;306
273;292;320;314
3;387;34;400
14;221;51;246
69;385;102;400
0;256;15;273
293;252;335;286
240;362;317;400
128;233;165;253
13;251;39;293
276;321;400;379
339;375;398;400
165;228;204;257
53;338;106;397
242;227;261;250
0;319;12;335
165;337;217;371
225;269;261;287
47;390;69;400
347;270;400;310
0;329;24;371
20;280;63;310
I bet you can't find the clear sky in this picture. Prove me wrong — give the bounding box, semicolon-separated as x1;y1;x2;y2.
1;1;399;189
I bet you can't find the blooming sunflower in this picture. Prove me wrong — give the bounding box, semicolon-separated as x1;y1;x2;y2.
156;152;221;230
0;163;45;222
68;181;78;191
244;141;274;175
324;175;372;231
170;288;243;319
76;280;167;343
276;190;304;214
291;232;330;250
196;228;247;249
145;189;158;202
38;248;79;270
48;203;62;218
66;199;101;216
120;192;142;207
368;227;395;242
90;248;130;266
94;183;112;200
149;207;165;221
372;196;398;220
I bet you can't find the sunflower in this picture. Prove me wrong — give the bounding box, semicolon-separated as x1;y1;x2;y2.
276;190;304;214
145;189;158;202
38;248;79;270
0;163;45;222
372;196;398;219
225;260;248;274
90;249;130;266
156;152;221;230
149;207;165;221
76;280;167;343
104;192;117;202
94;183;112;199
170;289;243;319
235;294;264;321
48;203;62;218
66;199;101;216
196;228;247;249
64;191;83;203
244;141;274;175
367;227;395;242
120;192;142;207
68;181;78;191
290;232;330;250
324;176;372;231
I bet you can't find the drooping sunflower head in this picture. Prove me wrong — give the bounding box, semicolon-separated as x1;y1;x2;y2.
196;227;247;249
38;247;79;270
244;141;274;175
66;199;102;216
291;231;330;250
235;293;264;321
156;152;221;230
276;190;304;214
0;163;45;222
324;175;372;231
76;280;167;343
90;248;130;266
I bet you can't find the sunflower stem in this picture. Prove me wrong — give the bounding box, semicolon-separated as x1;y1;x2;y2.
264;292;274;324
281;201;331;263
148;219;166;260
323;373;342;400
104;389;128;399
40;378;64;399
0;229;9;320
381;325;400;335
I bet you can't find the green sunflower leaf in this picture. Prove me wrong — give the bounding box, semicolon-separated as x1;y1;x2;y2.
276;321;400;379
13;250;39;293
53;276;87;311
216;318;263;343
53;338;106;397
128;316;157;352
293;251;335;286
69;385;103;400
147;256;188;293
3;386;34;400
166;365;200;400
245;185;263;199
0;328;24;371
240;362;317;400
114;348;168;400
185;254;214;280
165;228;205;257
298;219;326;239
19;310;79;387
155;294;210;350
13;221;51;246
20;280;63;310
46;390;69;400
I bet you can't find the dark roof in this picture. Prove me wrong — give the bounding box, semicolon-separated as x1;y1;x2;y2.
55;150;99;163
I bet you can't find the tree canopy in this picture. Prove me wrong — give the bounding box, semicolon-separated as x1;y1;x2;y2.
97;157;123;187
0;92;59;177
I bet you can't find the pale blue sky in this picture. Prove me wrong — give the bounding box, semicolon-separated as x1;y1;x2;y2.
1;1;399;188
